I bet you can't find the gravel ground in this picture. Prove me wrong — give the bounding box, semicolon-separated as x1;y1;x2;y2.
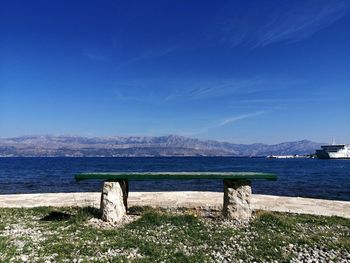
0;207;349;262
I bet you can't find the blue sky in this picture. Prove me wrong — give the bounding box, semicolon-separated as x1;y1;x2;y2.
1;0;350;144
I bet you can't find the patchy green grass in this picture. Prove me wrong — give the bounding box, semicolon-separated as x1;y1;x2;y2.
0;207;349;262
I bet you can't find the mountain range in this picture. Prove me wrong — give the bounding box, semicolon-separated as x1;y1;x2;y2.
0;135;322;157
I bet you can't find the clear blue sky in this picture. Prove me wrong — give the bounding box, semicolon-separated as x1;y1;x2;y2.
1;0;350;144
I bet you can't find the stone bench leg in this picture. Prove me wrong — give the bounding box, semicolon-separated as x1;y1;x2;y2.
100;180;129;223
223;179;252;220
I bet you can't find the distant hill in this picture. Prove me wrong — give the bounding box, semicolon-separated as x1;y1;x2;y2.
0;135;322;157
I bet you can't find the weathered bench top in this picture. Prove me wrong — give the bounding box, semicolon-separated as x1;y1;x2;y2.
75;172;277;181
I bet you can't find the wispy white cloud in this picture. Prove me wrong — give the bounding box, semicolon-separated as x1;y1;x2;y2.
109;75;303;105
213;0;350;48
232;95;346;112
236;97;337;104
172;110;268;136
165;76;301;101
84;1;350;70
254;1;350;47
218;111;267;127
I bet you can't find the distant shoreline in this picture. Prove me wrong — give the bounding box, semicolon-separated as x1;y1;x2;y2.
0;135;321;157
0;155;270;158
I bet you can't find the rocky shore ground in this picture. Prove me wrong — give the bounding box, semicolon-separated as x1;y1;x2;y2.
0;206;349;262
1;193;349;262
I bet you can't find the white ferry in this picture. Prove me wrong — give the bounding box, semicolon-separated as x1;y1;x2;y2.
266;155;307;159
316;144;350;159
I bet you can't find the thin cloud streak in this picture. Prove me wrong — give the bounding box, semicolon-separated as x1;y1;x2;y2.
219;111;267;126
179;110;268;137
140;110;269;138
254;1;350;47
85;1;350;71
215;0;350;48
110;76;303;104
236;97;338;104
165;77;298;102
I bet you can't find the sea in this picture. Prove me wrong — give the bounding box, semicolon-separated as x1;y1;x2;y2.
0;157;349;201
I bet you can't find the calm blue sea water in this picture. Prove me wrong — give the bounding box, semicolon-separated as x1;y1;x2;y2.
0;157;349;201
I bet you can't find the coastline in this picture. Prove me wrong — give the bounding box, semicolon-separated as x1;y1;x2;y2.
1;192;349;219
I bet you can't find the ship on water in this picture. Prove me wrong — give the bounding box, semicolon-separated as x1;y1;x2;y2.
315;139;350;159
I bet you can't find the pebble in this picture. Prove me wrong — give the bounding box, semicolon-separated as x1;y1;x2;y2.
20;255;28;262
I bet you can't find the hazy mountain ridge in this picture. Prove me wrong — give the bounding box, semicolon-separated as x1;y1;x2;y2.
0;135;322;157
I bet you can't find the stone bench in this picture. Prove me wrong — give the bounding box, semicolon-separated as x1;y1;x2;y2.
75;172;277;222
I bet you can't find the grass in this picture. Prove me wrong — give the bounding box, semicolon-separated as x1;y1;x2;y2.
0;207;349;262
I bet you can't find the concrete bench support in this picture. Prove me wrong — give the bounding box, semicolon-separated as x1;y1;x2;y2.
223;179;252;220
101;180;128;222
75;172;276;222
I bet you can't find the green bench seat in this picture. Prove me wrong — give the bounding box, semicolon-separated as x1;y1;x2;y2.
75;172;277;181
